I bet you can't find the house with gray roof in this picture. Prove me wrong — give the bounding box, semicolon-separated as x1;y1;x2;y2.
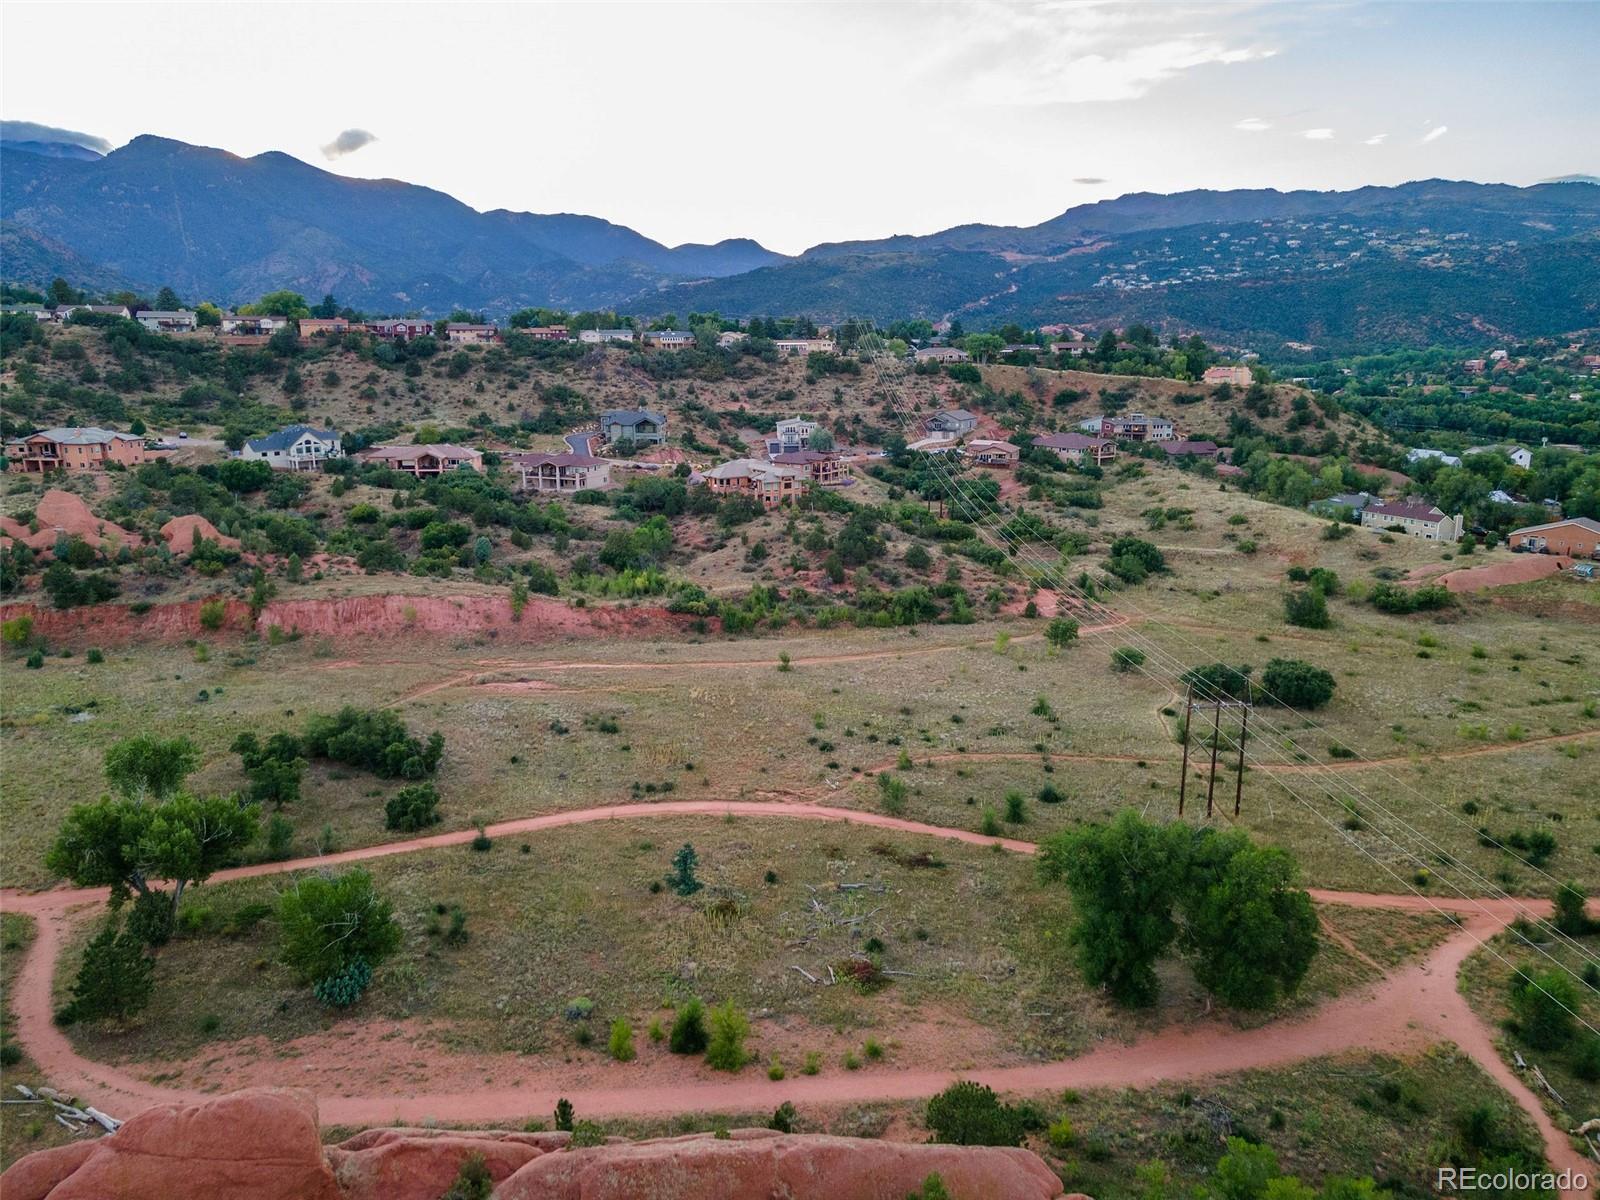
599;409;667;446
926;408;979;436
240;425;343;471
1359;499;1463;542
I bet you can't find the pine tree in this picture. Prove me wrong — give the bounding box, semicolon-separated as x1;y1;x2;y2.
67;922;154;1023
667;843;702;896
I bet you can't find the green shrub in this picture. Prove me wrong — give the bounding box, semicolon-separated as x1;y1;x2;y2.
568;1120;606;1148
278;869;401;985
0;1042;22;1067
769;1100;797;1132
1283;588;1330;629
25;650;43;670
126;888;175;947
669;998;709;1054
704;1000;750;1071
1260;658;1337;709
1508;969;1579;1049
2;615;34;647
86;647;104;664
197;598;227;630
609;1018;636;1062
385;783;442;832
302;706;444;779
439;1152;493;1200
924;1081;1026;1146
1110;646;1145;672
1047;1116;1075;1151
64;919;153;1023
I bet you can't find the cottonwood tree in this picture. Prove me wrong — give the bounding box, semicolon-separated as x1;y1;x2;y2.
277;869;402;987
1037;810;1192;1006
46;792;259;919
103;735;199;800
1182;837;1319;1009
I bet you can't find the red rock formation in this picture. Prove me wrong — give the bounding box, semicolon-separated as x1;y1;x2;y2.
495;1131;1065;1199
1;1090;1067;1200
160;514;241;553
3;1089;340;1200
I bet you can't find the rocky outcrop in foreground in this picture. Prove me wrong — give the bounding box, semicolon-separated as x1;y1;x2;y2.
1;1088;1067;1199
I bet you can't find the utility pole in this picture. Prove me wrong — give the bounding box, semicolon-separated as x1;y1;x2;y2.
1234;705;1249;817
1177;686;1194;816
1205;698;1223;818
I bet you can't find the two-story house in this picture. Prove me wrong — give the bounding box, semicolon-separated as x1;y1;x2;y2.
239;424;344;471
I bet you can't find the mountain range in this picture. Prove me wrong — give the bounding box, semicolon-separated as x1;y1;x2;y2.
3;132;1598;353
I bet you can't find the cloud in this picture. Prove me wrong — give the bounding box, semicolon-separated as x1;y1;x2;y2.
1234;116;1271;132
1420;125;1448;143
0;120;112;154
1073;176;1107;184
1363;133;1388;145
1300;128;1335;140
913;4;1279;106
320;128;378;160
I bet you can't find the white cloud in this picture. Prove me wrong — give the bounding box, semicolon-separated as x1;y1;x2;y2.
1300;128;1335;140
1234;116;1271;132
917;3;1280;107
1363;133;1388;145
1421;125;1449;143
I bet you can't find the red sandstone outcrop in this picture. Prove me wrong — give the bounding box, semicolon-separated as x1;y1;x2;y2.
1;1089;1068;1200
160;513;240;553
0;489;137;554
2;1089;341;1200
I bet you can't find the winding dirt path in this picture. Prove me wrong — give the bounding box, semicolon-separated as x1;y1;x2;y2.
1;800;1591;1196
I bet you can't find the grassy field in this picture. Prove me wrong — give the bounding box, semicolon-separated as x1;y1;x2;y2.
52;816;1449;1084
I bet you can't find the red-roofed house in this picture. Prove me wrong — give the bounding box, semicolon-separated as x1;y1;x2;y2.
1032;432;1117;466
356;444;483;477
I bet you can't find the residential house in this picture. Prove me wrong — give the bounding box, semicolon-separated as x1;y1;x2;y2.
219;313;289;335
0;304;50;321
135;310;198;332
1582;354;1600;372
642;330;696;350
914;346;970;364
964;439;1020;467
770;449;850;488
766;418;817;457
1507;517;1600;559
578;328;637;345
355;444;483;477
599;409;667;446
446;323;498;345
1155;438;1221;460
1031;432;1117;467
366;319;434;340
297;317;349;341
1359;500;1463;542
773;338;837;355
1101;413;1176;442
52;304;131;320
5;426;148;473
1489;349;1509;362
1076;415;1106;433
1308;492;1374;517
519;325;570;341
239;424;343;471
1405;447;1462;467
1463;359;1486;374
1050;339;1094;356
704;458;806;509
505;451;612;494
1202;365;1254;386
926;409;979;437
1465;444;1533;469
717;330;748;348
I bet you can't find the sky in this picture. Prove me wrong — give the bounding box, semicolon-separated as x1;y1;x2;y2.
3;0;1596;256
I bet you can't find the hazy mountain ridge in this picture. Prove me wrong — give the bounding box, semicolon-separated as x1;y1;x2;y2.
0;134;789;312
2;131;1596;350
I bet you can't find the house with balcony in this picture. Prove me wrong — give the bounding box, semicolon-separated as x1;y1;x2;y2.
642;330;696;350
766;418;818;456
770;449;850;488
5;426;148;473
704;458;806;508
599;409;667;446
505;451;612;494
964;439;1020;467
1101;412;1175;442
355;443;483;477
297;317;349;341
926;408;979;437
1031;431;1117;467
446;323;498;345
239;425;343;471
366;319;434;340
135;310;197;333
220;314;290;335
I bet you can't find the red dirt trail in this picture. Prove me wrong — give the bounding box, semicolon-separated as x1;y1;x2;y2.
2;800;1592;1197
